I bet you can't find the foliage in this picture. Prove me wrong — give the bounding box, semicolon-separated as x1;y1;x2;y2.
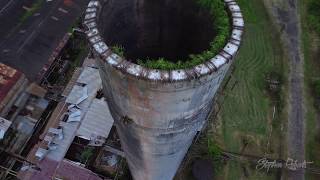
137;58;184;70
111;45;125;57
220;0;285;150
211;0;286;178
307;0;320;35
207;138;224;174
313;79;320;98
207;138;223;161
302;0;320;171
80;147;94;164
138;0;230;70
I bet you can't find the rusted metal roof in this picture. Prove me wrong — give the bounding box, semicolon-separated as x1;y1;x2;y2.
0;63;24;103
22;158;103;180
26;83;47;98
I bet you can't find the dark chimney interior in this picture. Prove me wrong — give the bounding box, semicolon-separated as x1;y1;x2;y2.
99;0;216;63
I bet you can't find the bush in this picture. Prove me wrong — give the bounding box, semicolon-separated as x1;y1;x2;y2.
314;80;320;98
138;0;230;70
80;147;94;164
308;0;320;35
111;45;125;57
207;138;223;161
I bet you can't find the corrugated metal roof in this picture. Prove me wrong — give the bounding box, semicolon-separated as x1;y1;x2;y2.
46;121;79;162
77;66;101;86
45;65;113;161
66;85;88;105
66;66;101;105
62;67;83;97
77;98;114;140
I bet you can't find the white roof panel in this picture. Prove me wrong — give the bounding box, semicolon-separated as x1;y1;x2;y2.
46;122;79;161
77;98;114;139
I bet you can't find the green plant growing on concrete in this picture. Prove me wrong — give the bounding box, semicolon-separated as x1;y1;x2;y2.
137;58;185;70
111;45;125;57
137;0;230;70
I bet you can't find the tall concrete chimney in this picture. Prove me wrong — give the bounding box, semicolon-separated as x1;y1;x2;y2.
84;0;243;179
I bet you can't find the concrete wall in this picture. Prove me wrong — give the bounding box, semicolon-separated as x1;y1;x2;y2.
83;0;244;179
96;57;230;179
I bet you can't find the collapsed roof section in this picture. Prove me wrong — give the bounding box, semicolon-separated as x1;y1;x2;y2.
33;64;114;162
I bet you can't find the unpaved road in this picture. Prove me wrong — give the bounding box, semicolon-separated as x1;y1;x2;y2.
263;0;305;179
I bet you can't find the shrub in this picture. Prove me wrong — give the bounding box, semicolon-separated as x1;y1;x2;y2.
308;0;320;35
80;147;94;164
207;138;223;161
314;80;320;98
111;45;125;57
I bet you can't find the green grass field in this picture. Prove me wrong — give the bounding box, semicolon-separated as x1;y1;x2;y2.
300;0;320;179
219;0;284;153
213;0;287;179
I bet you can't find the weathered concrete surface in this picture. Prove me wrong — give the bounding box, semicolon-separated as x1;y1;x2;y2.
83;0;243;179
96;56;231;180
263;0;305;179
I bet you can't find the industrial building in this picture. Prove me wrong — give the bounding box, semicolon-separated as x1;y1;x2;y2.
0;63;50;179
18;57;122;180
0;63;28;118
83;0;244;179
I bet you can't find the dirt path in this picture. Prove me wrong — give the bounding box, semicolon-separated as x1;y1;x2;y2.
263;0;305;179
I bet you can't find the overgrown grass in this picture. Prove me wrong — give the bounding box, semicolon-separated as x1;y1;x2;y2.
300;0;320;176
137;0;230;70
220;0;284;150
307;0;320;35
20;0;43;22
210;0;286;179
313;80;320;98
111;45;125;57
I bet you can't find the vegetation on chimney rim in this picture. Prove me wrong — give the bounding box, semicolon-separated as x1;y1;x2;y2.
136;0;231;70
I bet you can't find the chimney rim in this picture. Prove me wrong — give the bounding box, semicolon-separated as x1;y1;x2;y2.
84;0;244;82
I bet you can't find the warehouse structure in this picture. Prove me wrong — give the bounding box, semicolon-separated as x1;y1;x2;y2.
84;0;244;179
18;58;120;180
